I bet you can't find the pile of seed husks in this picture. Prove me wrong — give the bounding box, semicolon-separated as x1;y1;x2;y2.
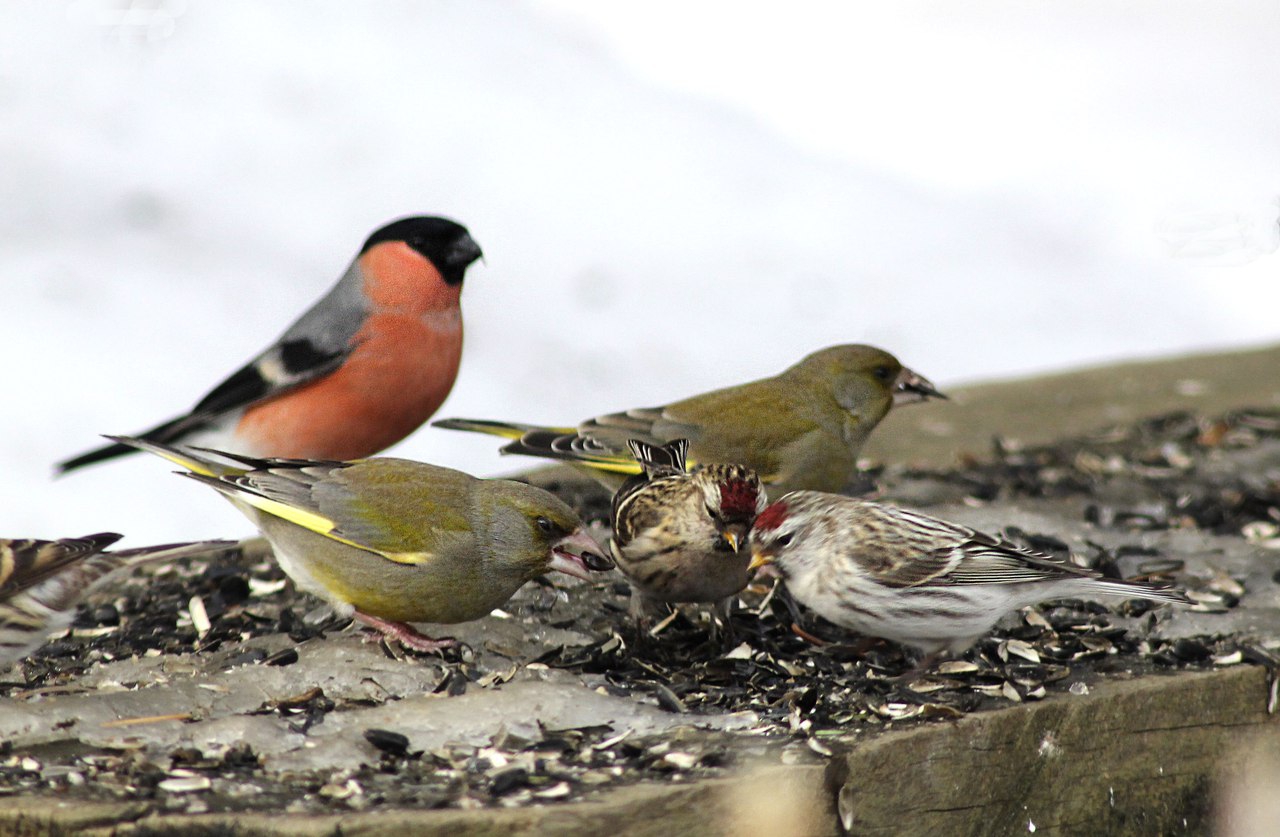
1;408;1275;814
905;408;1280;535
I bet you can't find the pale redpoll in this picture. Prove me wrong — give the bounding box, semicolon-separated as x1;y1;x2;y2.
436;344;945;494
748;491;1190;657
0;533;237;666
610;439;767;626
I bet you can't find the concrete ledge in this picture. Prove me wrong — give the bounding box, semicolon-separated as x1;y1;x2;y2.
4;342;1280;835
826;666;1274;835
3;669;1268;835
0;765;836;836
864;342;1280;467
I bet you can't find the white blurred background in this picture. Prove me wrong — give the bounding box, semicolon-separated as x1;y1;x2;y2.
2;0;1278;543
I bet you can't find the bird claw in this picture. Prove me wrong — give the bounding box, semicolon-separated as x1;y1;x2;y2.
353;613;457;653
789;621;830;646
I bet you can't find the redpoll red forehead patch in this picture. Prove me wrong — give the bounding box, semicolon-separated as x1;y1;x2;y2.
753;502;789;532
719;480;760;516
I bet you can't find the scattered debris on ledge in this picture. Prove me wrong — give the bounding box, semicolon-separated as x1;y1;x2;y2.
2;407;1278;825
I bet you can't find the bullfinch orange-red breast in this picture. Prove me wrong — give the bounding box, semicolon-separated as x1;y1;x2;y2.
58;216;483;473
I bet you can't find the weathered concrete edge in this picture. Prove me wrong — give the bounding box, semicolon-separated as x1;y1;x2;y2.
0;667;1269;836
863;340;1280;468
0;764;835;836
826;665;1275;836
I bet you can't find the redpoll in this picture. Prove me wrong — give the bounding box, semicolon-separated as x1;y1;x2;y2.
610;439;767;627
748;491;1190;657
1;534;237;666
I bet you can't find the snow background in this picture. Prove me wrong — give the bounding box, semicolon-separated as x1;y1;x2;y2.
3;0;1278;544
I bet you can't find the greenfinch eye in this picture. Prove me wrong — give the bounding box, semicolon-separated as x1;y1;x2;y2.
872;365;893;382
535;516;555;535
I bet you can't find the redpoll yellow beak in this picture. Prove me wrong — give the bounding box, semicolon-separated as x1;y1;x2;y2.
749;549;782;580
720;531;741;553
548;530;613;581
748;550;773;573
893;366;947;405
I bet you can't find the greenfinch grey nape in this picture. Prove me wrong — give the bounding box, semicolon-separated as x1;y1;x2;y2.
0;534;236;667
112;437;613;653
435;344;945;495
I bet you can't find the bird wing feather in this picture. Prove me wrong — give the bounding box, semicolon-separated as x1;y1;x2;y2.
192;260;372;418
626;438;690;478
60;265;373;475
863;505;1096;588
501;426;645;474
0;534;123;597
187;459;472;566
659;384;817;482
940;528;1098;585
432;418;573;439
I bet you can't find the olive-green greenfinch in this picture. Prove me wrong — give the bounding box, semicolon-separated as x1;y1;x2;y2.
435;344;944;494
112;436;613;652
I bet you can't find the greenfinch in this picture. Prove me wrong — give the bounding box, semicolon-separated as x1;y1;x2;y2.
435;343;944;494
1;534;236;666
112;436;613;652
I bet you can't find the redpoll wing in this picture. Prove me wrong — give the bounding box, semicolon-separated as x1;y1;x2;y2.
750;491;1189;656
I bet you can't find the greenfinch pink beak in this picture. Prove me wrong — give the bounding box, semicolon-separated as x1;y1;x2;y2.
893;366;947;405
548;530;612;581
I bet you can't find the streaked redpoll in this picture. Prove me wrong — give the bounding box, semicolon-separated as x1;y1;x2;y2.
610;439;767;628
1;534;237;666
748;491;1190;657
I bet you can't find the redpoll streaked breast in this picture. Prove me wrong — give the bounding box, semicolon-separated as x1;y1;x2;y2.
748;491;1190;657
610;439;767;625
435;343;945;495
1;534;237;667
112;436;613;653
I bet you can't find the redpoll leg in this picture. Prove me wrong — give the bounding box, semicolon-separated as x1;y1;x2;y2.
710;597;739;647
628;591;669;631
890;652;946;684
790;622;830;646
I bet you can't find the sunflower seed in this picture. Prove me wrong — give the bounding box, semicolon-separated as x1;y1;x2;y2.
158;775;211;793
